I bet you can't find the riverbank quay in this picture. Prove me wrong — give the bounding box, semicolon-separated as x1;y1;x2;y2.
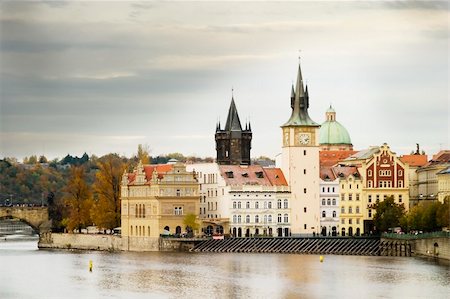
381;231;450;261
38;232;203;252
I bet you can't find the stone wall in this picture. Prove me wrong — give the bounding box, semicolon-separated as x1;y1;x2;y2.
413;237;450;260
38;233;122;251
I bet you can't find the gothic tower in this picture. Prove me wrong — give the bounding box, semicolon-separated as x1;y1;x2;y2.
281;61;320;236
215;97;252;165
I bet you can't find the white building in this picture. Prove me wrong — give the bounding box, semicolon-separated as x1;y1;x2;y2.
319;178;339;236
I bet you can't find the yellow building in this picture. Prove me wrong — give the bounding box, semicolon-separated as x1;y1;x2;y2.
120;161;200;249
437;166;450;203
340;143;410;234
333;166;364;236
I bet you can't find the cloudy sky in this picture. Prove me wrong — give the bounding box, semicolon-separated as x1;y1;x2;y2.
0;1;448;161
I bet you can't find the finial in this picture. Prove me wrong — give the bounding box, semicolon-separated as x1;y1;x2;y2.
231;87;234;99
298;49;301;63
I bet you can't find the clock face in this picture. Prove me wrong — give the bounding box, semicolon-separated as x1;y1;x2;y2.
299;133;310;145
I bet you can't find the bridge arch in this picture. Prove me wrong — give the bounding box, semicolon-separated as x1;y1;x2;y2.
0;207;50;233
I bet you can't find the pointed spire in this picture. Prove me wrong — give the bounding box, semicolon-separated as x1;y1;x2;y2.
305;84;309;109
248;121;251;131
290;84;295;109
295;63;305;108
224;96;243;131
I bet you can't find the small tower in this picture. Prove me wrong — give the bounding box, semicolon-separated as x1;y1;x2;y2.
215;96;252;165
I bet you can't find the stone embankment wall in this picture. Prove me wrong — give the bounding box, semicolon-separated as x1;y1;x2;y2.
38;232;199;252
39;232;122;251
413;237;450;260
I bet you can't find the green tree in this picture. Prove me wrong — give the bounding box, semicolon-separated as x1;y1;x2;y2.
137;144;151;164
183;213;200;237
63;166;93;233
373;196;406;233
91;154;126;231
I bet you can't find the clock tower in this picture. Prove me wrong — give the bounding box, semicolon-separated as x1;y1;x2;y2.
281;61;320;236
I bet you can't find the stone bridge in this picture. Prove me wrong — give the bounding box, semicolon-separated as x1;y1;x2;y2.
0;207;51;233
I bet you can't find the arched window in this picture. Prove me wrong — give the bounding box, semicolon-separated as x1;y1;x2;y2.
255;215;259;223
284;199;288;209
238;215;242;223
356;206;360;213
327;199;331;205
264;215;267;223
238;201;241;209
322;211;326;218
233;201;236;209
233;215;237;223
246;201;250;209
284;214;289;223
268;215;272;223
148;226;151;236
341;207;345;213
277;214;282;223
246;215;250;223
322;199;325;205
332;199;336;206
255;201;259;209
277;199;282;209
349;206;353;214
332;211;336;217
268;201;272;209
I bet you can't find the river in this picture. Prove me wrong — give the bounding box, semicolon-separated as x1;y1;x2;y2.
0;238;449;299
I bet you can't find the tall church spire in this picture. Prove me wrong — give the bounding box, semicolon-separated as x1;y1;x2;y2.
224;97;243;131
282;61;319;127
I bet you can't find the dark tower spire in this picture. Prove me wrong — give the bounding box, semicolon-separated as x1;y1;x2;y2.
215;95;252;165
290;84;295;109
282;61;318;127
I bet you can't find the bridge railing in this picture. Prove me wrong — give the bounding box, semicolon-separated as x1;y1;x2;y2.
382;231;450;240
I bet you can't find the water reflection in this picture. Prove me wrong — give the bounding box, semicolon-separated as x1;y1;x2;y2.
0;240;449;299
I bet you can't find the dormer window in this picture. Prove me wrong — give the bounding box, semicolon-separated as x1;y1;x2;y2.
242;173;249;178
255;171;264;178
225;171;234;178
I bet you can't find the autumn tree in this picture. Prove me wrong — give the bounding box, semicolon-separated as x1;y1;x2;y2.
373;196;406;233
63;166;93;233
137;144;151;164
406;199;449;232
91;154;126;231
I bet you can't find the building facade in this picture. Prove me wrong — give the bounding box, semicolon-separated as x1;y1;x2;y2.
416;150;450;202
121;162;200;244
437;166;450;203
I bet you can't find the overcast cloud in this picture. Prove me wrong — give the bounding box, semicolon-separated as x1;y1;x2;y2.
0;1;448;161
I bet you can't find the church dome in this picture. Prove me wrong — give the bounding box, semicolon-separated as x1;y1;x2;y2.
319;106;352;146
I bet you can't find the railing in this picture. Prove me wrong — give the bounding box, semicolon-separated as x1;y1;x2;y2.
382;231;450;240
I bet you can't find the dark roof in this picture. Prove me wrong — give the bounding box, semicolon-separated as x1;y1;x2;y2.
224;97;243;131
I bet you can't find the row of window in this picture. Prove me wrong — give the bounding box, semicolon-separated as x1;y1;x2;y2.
321;187;336;193
341;218;360;225
130;225;151;237
367;194;402;203
341;206;360;214
321;211;337;218
367;169;403;177
174;207;183;215
367;180;404;188
321;198;337;206
233;194;273;198
135;204;146;218
341;184;360;190
232;199;289;209
232;214;289;224
341;194;360;201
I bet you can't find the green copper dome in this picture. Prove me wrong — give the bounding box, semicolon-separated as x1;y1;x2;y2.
319;106;352;145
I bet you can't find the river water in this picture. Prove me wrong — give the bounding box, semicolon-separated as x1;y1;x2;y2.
0;238;449;299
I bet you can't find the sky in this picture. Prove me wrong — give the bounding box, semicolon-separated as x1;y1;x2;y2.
0;1;448;162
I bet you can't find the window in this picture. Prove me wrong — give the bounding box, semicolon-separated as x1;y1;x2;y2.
246;215;250;223
368;181;372;188
349;219;353;225
356;184;359;189
322;199;326;205
398;180;403;188
332;199;336;205
384;195;387;200
356;219;360;225
341;219;345;224
332;187;335;193
356;206;360;213
379;181;383;188
349;194;353;201
376;195;380;202
238;201;242;209
356;194;360;201
368;210;372;218
368;170;372;177
398;170;403;176
255;215;259;223
264;201;267;209
284;199;288;209
264;215;267;223
327;187;330;193
304;224;307;229
368;195;372;203
341;207;345;213
233;201;236;209
349;206;353;214
399;195;403;203
278;214;282;223
268;215;272;223
304;188;307;194
304;150;306;156
350;184;352;189
332;211;336;217
322;187;325;193
255;201;259;209
284;214;289;223
327;199;331;205
278;199;282;209
322;211;326;218
174;207;183;215
176;189;181;197
304;207;307;213
341;194;345;201
246;201;250;209
255;171;264;178
233;215;237;223
304;169;307;175
268;201;272;209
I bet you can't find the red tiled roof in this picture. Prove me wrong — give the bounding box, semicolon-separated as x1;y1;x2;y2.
320;151;357;180
331;165;360;179
127;164;173;185
399;155;428;167
219;165;288;186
